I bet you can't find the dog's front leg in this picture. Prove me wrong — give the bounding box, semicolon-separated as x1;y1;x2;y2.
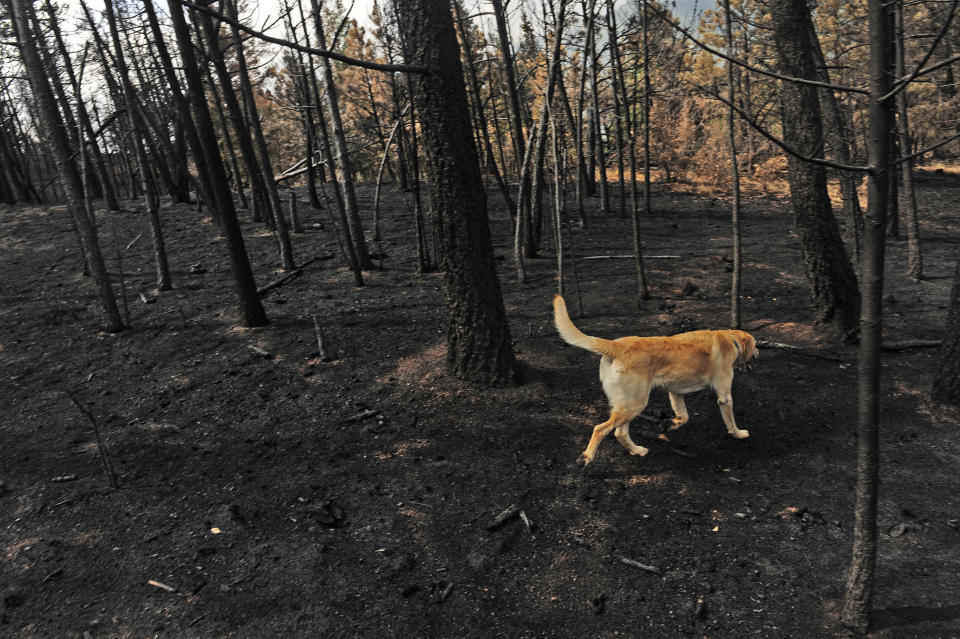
716;393;749;439
667;392;689;430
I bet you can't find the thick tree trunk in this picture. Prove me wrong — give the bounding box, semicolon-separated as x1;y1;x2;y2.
770;0;861;337
394;0;518;386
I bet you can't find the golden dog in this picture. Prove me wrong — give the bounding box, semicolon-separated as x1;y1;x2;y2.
553;295;758;466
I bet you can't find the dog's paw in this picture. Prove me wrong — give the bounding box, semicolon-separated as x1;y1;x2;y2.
576;453;592;467
629;446;650;457
733;429;750;439
667;418;687;431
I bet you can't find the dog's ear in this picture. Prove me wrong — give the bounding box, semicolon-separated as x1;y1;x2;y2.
742;332;757;361
732;330;757;361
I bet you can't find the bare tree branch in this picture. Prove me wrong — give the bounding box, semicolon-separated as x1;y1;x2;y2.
170;0;430;73
882;0;958;101
895;130;960;166
646;1;870;95
688;80;871;173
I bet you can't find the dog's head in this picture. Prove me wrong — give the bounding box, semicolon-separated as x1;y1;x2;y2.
730;330;758;371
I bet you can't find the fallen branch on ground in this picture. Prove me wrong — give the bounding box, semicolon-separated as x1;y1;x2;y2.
755;339;844;362
619;557;661;573
582;255;682;260
257;255;331;297
880;339;941;351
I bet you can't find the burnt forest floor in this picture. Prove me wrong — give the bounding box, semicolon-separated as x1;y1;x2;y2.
2;171;960;639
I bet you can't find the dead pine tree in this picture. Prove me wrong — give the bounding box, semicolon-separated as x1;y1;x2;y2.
311;0;372;270
932;257;960;404
164;0;269;327
893;0;922;280
723;0;743;329
8;0;125;333
394;0;519;386
102;0;173;293
840;0;896;631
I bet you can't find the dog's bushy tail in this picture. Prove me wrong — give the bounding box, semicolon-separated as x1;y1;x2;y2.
553;295;620;359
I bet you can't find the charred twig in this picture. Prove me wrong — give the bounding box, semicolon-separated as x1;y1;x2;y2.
147;579;176;593
486;504;520;530
345;409;378;423
124;233;143;252
313;314;332;362
619;556;661;573
519;510;536;533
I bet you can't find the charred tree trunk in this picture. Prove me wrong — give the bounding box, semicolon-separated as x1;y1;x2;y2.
932;258;960;404
394;0;518;386
103;0;172;292
770;0;861;338
9;0;124;332
841;0;895;632
724;0;743;328
893;1;922;280
165;0;268;327
810;24;865;261
311;0;372;270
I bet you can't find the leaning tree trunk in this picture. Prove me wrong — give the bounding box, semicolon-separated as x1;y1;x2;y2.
9;0;124;332
841;0;895;632
770;0;861;338
932;257;960;404
394;0;518;386
166;0;268;327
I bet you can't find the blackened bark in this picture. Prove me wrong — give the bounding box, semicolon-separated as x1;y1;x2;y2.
770;0;860;337
842;0;895;632
103;0;172;292
394;0;518;386
809;23;864;261
8;0;124;332
311;2;372;270
166;0;268;327
932;258;960;404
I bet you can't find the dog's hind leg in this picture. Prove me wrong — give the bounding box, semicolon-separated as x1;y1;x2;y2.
667;392;689;430
579;408;643;466
614;420;649;457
